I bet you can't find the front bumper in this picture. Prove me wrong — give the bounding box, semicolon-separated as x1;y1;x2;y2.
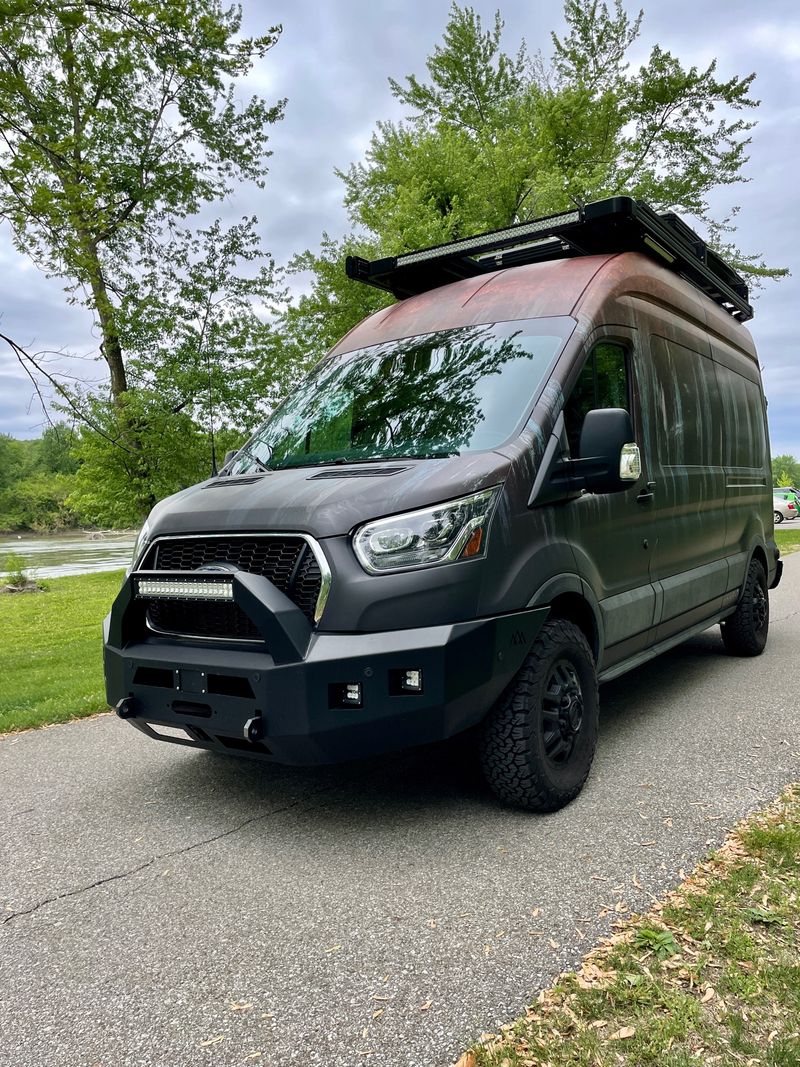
103;573;548;764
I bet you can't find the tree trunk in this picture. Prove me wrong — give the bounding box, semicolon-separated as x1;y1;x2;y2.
81;241;128;402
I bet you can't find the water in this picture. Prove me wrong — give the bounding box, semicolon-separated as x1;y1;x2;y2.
0;531;136;579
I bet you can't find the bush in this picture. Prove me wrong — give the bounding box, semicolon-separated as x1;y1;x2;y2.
0;471;77;532
2;552;28;587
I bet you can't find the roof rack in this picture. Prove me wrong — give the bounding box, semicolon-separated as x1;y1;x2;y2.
345;196;753;321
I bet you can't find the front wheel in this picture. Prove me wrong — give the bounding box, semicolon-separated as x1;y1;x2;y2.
721;558;769;657
774;510;784;525
480;619;599;812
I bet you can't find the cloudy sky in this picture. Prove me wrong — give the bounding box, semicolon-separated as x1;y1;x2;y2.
1;0;798;456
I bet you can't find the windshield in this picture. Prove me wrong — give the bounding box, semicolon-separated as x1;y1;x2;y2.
227;317;573;473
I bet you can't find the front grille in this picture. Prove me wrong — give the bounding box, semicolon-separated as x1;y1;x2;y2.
148;599;260;641
140;535;324;641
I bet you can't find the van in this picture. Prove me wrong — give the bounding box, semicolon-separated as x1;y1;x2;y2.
104;197;781;811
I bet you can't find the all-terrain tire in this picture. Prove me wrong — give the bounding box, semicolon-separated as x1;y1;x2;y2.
480;619;599;812
720;557;769;657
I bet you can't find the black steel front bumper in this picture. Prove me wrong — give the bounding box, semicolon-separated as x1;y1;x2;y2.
103;572;548;764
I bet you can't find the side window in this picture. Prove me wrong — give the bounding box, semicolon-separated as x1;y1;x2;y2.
563;342;629;457
714;362;767;469
649;336;721;466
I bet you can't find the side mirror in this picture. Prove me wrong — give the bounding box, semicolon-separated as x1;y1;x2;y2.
223;449;238;467
578;408;641;494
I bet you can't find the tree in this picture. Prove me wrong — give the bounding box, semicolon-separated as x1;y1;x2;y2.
289;1;787;367
0;0;284;408
771;454;800;488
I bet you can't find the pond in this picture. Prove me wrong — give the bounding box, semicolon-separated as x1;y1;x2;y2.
0;531;137;579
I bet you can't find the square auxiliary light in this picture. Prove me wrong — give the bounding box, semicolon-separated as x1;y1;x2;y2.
401;669;423;692
135;577;234;600
328;682;363;709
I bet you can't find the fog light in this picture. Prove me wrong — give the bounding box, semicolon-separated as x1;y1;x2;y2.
401;669;423;692
328;682;363;709
389;668;424;695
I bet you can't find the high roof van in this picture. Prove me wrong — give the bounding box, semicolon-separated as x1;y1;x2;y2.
105;197;781;811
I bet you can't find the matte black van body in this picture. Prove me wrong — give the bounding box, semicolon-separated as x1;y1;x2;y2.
105;233;779;807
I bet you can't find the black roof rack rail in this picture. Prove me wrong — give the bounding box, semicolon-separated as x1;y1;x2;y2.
345;196;753;322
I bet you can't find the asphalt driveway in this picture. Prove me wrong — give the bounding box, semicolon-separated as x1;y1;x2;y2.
1;558;798;1067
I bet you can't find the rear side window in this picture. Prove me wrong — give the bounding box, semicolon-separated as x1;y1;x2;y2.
714;363;767;469
563;342;629;456
649;336;722;466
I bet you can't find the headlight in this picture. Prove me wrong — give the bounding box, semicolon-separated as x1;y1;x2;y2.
126;519;151;575
353;487;500;574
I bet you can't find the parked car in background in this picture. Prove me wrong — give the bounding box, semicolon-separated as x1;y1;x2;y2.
773;496;797;523
773;487;800;510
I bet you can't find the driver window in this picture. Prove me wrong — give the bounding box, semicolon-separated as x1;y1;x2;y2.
563;342;630;456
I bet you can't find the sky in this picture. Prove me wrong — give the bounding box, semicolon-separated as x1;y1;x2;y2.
1;0;798;456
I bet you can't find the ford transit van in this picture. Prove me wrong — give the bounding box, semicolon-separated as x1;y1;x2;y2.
104;197;781;810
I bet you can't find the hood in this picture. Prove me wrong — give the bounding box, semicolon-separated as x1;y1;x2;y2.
147;451;511;541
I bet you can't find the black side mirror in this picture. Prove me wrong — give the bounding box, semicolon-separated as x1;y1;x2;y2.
223;449;238;467
578;408;641;494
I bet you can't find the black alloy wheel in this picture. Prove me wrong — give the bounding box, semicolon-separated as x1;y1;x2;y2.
480;618;599;812
721;557;770;657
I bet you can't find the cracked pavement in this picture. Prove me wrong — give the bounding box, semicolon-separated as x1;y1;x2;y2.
2;557;799;1067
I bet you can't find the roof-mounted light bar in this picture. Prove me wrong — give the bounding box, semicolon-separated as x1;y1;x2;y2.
394;209;581;267
345;196;753;321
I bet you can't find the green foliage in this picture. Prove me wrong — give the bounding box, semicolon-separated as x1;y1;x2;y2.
0;0;283;325
1;551;28;586
0;0;288;515
282;233;393;363
66;393;240;527
772;454;800;487
633;926;680;960
288;0;787;367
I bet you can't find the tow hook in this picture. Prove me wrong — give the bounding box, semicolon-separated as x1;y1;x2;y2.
115;697;137;719
244;716;264;743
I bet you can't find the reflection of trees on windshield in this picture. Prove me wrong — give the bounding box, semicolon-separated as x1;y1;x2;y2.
241;322;563;469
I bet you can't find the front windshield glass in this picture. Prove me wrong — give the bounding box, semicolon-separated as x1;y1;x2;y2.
228;317;573;473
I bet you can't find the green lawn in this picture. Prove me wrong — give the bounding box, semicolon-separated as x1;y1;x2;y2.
0;569;123;733
775;524;800;556
466;785;800;1067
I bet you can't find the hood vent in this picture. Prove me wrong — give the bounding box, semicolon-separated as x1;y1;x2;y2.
308;466;409;480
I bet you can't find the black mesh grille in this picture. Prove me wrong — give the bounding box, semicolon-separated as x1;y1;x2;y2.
293;550;322;622
141;536;323;640
154;537;306;592
148;600;260;641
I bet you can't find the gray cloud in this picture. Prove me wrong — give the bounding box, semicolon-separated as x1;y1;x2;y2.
0;0;797;455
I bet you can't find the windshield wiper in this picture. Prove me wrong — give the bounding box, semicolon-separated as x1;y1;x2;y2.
226;442;272;475
393;450;460;459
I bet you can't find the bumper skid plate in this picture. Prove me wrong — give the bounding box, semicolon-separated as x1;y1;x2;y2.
104;573;548;764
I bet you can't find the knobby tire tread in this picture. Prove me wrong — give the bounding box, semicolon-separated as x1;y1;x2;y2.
481;619;598;812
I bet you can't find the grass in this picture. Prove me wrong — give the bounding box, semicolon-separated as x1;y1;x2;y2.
775;525;800;556
460;785;800;1067
0;569;123;733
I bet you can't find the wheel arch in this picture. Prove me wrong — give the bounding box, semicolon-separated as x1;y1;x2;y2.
527;574;603;661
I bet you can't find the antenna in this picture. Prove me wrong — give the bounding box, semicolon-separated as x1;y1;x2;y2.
204;342;218;477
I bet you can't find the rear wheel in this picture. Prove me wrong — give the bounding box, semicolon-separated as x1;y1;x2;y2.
721;558;769;657
480;619;598;811
774;510;784;524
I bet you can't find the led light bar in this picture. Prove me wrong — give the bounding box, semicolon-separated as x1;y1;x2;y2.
135;577;234;600
395;210;581;267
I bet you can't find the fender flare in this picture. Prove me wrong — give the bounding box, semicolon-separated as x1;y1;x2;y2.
526;573;605;658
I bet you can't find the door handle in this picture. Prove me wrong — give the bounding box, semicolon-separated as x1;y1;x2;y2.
637;481;656;504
